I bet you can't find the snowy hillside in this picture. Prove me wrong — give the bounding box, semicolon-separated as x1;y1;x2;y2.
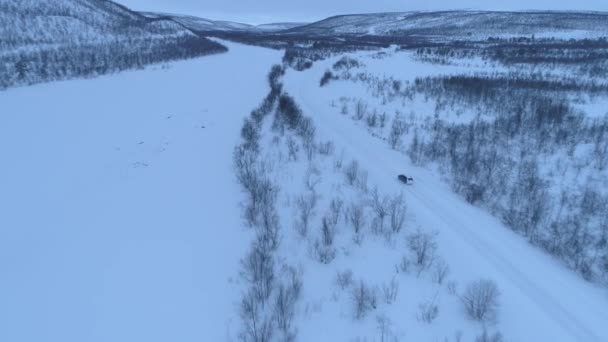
285;11;608;39
142;12;307;33
0;0;227;89
141;12;256;32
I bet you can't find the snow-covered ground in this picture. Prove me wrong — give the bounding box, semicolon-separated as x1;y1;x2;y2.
1;36;607;342
0;41;282;342
278;54;608;342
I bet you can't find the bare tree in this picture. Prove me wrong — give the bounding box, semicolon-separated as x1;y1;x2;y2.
431;257;450;285
369;187;389;234
241;242;276;304
335;269;354;290
388;193;407;234
376;314;395;342
273;266;303;342
295;192;317;238
240;289;274;342
347;201;367;236
407;229;438;276
417;296;439;324
475;329;504;342
297;117;317;160
344;160;360;186
354;100;368;121
382;277;399;304
388;115;406;150
321;216;337;247
352;280;377;320
461;279;500;322
286;136;299;161
328;198;344;226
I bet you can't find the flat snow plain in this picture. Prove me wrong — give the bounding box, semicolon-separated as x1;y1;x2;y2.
0;41;281;342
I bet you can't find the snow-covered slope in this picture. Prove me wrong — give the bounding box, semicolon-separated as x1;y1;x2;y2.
0;41;282;342
286;11;608;39
257;22;308;31
276;51;608;342
0;0;228;90
0;0;191;48
142;12;307;33
141;12;256;32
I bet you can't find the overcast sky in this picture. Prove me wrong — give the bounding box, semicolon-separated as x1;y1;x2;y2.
117;0;608;24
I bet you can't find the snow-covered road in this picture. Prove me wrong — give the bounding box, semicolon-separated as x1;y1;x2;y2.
285;69;608;342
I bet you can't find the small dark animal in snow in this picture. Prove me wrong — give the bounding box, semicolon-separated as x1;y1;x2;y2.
398;174;414;184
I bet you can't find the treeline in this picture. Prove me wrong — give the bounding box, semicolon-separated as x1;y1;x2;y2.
233;63;321;342
414;38;608;77
0;35;226;90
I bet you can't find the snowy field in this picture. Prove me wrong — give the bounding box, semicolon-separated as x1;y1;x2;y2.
0;42;281;342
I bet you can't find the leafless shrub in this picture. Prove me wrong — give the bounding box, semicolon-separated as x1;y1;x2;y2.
347;201;367;235
344;160;360;186
295;192;317;238
318;141;335;156
241;117;261;152
417;296;439;323
475;329;504;342
313;240;336;264
335;269;354;290
256;201;281;252
304;166;321;193
357;169;369;193
382;277;399;304
286;136;299;161
354;100;367;121
240;242;275;304
388;193;407;234
321;216;337;247
388;115;407;150
328;198;344;226
234;145;279;230
447;281;458;295
376;314;396;342
240;289;274;342
407;229;438;276
396;255;411;274
340;102;349;115
461;279;500;322
369;187;389;235
297;117;316;160
432;257;450;285
234;144;259;192
334;151;345;170
367;112;378;128
273;266;303;342
352;280;378;320
379;112;388;128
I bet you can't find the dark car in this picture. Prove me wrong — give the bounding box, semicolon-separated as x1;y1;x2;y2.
398;174;414;184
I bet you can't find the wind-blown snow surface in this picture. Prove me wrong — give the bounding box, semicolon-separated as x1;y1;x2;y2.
0;41;281;342
281;57;608;341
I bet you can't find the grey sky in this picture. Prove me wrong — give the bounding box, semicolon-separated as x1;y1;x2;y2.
117;0;608;24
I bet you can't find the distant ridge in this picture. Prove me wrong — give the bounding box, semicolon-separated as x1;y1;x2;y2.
282;10;608;39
